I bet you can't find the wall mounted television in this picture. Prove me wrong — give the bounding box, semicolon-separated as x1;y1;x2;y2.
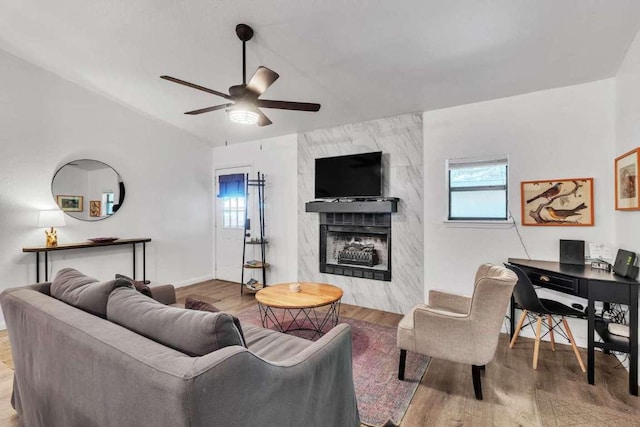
314;151;382;198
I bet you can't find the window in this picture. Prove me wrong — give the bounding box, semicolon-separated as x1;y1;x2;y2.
102;192;115;216
447;157;508;221
222;197;245;229
217;173;246;229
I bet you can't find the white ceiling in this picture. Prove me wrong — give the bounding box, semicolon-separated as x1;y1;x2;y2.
1;1;639;146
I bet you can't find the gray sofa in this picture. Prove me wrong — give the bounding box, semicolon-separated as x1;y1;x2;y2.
1;281;360;427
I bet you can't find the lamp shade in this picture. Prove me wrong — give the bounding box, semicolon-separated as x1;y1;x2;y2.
38;210;66;228
228;103;260;125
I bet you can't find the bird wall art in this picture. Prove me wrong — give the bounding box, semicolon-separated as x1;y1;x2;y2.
521;178;594;226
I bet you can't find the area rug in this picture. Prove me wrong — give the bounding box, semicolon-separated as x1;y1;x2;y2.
535;389;640;427
235;306;429;426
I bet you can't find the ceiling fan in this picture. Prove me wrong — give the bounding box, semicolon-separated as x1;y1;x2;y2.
161;23;321;126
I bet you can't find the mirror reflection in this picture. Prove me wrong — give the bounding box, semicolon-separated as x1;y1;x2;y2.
51;159;125;221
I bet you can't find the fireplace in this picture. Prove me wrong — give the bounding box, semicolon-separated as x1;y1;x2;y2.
319;212;391;281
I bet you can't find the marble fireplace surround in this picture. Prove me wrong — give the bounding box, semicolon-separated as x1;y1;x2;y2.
298;113;423;314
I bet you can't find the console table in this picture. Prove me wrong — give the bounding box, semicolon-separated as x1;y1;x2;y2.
508;258;639;396
23;238;151;283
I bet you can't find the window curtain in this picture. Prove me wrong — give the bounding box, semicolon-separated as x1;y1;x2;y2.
218;173;245;198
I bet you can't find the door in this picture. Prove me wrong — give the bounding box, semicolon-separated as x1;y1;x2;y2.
215;166;252;282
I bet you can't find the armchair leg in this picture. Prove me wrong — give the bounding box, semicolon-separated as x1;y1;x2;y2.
398;349;407;381
472;365;483;400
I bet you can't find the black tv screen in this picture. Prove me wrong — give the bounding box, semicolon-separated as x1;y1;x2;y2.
315;152;382;198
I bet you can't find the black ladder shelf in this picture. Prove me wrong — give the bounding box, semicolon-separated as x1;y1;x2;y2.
241;172;268;294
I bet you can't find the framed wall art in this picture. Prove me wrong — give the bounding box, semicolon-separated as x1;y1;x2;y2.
615;147;640;210
56;195;84;212
521;178;593;226
89;200;101;217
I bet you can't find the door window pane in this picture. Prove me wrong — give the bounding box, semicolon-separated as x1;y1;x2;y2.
222;196;245;229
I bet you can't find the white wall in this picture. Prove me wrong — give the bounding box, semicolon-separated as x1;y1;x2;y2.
616;29;640;257
212;135;298;285
423;79;616;346
615;28;640;387
0;48;213;328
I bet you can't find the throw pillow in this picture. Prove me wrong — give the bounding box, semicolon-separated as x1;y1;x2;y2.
185;297;246;347
184;296;220;312
51;268;132;318
107;287;245;356
115;273;152;297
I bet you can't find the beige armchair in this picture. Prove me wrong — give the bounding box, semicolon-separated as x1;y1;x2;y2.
397;264;517;400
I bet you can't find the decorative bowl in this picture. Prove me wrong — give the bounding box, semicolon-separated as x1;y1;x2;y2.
289;283;301;293
88;237;119;243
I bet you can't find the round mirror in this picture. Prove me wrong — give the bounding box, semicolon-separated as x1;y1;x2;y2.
51;159;125;221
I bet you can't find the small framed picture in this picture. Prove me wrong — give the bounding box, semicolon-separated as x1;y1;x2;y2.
615;148;640;210
89;200;101;217
56;195;84;212
521;178;594;226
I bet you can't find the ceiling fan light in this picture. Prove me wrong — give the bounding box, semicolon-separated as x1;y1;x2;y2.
229;103;260;125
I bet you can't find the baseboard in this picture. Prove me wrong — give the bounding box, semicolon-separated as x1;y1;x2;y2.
0;319;6;331
171;275;215;288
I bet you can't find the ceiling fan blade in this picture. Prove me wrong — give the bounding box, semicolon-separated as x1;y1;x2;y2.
257;99;321;112
244;66;280;97
160;75;231;100
257;109;272;127
184;104;233;115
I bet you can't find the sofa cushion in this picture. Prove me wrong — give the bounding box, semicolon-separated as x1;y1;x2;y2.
107;287;244;356
51;268;132;318
185;297;246;346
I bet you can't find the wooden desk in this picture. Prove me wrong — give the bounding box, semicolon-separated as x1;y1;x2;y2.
23;238;151;283
508;258;639;396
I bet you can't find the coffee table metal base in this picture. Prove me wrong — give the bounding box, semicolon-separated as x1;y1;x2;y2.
257;300;341;339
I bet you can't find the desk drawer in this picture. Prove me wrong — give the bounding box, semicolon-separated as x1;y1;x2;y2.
530;271;579;294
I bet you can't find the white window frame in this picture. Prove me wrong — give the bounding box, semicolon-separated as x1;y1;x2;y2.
221;196;245;229
446;156;509;222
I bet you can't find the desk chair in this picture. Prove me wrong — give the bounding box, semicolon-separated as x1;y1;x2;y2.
505;264;586;372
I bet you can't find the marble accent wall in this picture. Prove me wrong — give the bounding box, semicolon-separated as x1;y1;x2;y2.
298;113;423;314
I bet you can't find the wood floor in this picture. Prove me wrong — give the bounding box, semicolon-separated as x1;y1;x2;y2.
1;280;639;426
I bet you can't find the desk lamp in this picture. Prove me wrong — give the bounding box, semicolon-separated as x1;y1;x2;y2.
38;210;66;247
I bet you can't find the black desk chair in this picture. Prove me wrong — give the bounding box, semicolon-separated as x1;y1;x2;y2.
505;264;586;372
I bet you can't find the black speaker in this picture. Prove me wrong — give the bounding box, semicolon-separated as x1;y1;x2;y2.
613;249;638;279
559;240;585;265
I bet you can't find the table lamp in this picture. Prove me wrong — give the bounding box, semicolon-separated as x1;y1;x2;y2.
38;210;66;247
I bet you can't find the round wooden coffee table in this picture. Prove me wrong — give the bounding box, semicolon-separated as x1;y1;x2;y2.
255;282;343;338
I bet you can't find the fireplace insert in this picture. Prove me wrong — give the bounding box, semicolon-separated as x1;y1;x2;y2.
319;212;391;281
